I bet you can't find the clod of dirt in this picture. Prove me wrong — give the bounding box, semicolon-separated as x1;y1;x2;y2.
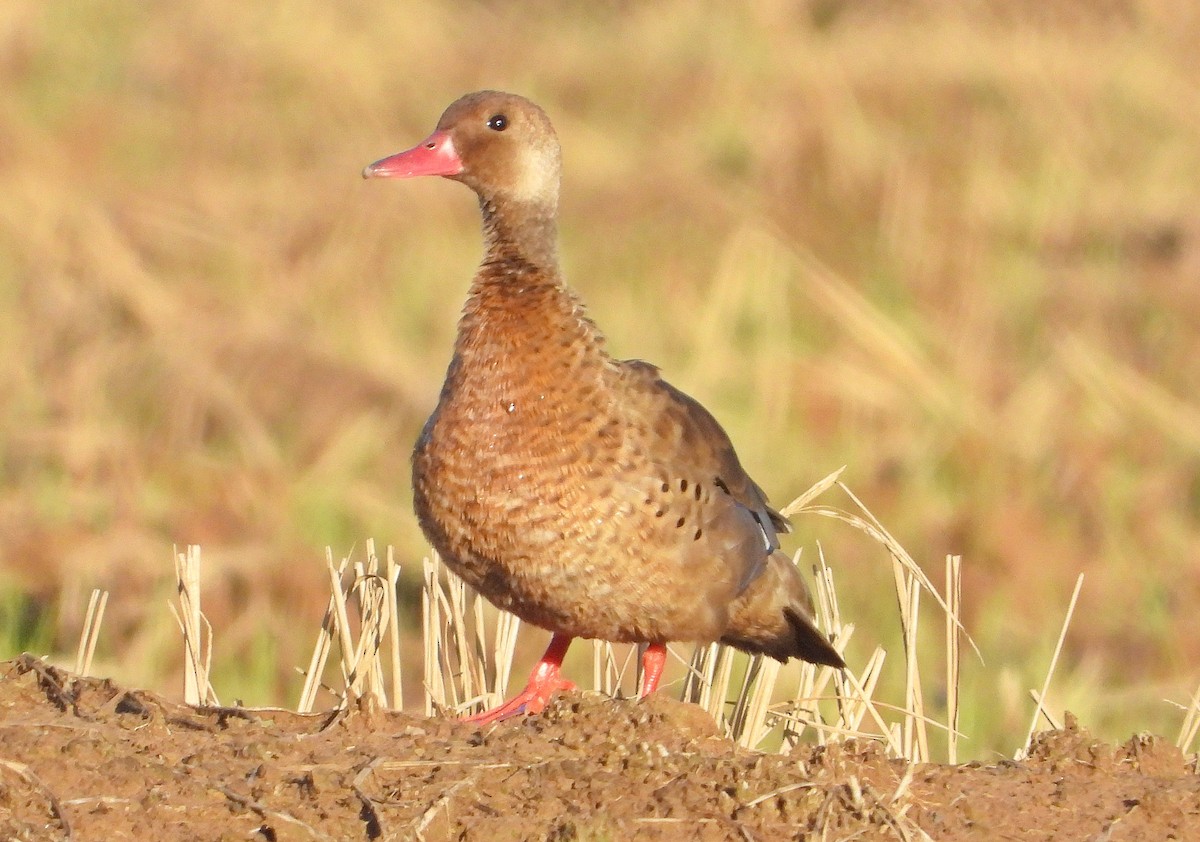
2;657;1199;841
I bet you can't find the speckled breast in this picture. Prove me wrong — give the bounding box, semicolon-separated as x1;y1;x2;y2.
410;370;747;644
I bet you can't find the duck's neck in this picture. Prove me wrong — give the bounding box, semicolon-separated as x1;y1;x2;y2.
479;195;559;274
450;197;606;388
449;188;609;387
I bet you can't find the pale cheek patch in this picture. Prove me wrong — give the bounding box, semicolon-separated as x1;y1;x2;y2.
509;146;560;206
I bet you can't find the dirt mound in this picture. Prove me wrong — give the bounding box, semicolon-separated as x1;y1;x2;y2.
0;657;1196;841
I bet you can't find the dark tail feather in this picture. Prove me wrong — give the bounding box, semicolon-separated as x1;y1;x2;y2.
784;608;845;669
720;551;845;668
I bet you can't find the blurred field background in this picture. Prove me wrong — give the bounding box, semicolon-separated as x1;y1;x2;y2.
1;0;1198;759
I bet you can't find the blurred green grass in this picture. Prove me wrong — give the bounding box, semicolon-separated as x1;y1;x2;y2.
1;0;1198;757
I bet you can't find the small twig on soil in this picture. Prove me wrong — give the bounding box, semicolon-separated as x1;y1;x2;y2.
17;655;76;713
1028;691;1063;731
412;779;469;842
741;781;819;808
371;759;516;770
890;760;919;806
636;817;719;824
0;758;73;839
218;785;333;841
840;775;930;842
352;756;384;788
60;796;132;808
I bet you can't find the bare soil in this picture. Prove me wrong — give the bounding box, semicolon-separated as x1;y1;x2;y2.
1;657;1197;841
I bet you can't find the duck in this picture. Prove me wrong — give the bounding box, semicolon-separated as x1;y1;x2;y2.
363;91;844;723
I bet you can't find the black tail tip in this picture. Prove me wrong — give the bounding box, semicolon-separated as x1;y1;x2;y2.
784;608;846;669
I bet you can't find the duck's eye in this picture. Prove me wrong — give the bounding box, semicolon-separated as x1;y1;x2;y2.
487;114;508;132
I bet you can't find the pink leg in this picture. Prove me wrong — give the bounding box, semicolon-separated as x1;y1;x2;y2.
640;642;667;697
463;634;577;724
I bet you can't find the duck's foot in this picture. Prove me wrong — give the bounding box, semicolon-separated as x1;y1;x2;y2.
462;633;576;724
463;676;577;724
639;642;667;697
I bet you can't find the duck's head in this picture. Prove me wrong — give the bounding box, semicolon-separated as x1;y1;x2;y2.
364;91;562;214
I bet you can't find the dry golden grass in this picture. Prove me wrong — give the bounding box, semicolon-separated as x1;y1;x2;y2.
3;1;1200;756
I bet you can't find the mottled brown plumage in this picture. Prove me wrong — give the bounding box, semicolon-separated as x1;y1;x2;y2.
364;91;843;720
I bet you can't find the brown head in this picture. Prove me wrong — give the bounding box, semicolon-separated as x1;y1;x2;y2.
364;91;563;267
